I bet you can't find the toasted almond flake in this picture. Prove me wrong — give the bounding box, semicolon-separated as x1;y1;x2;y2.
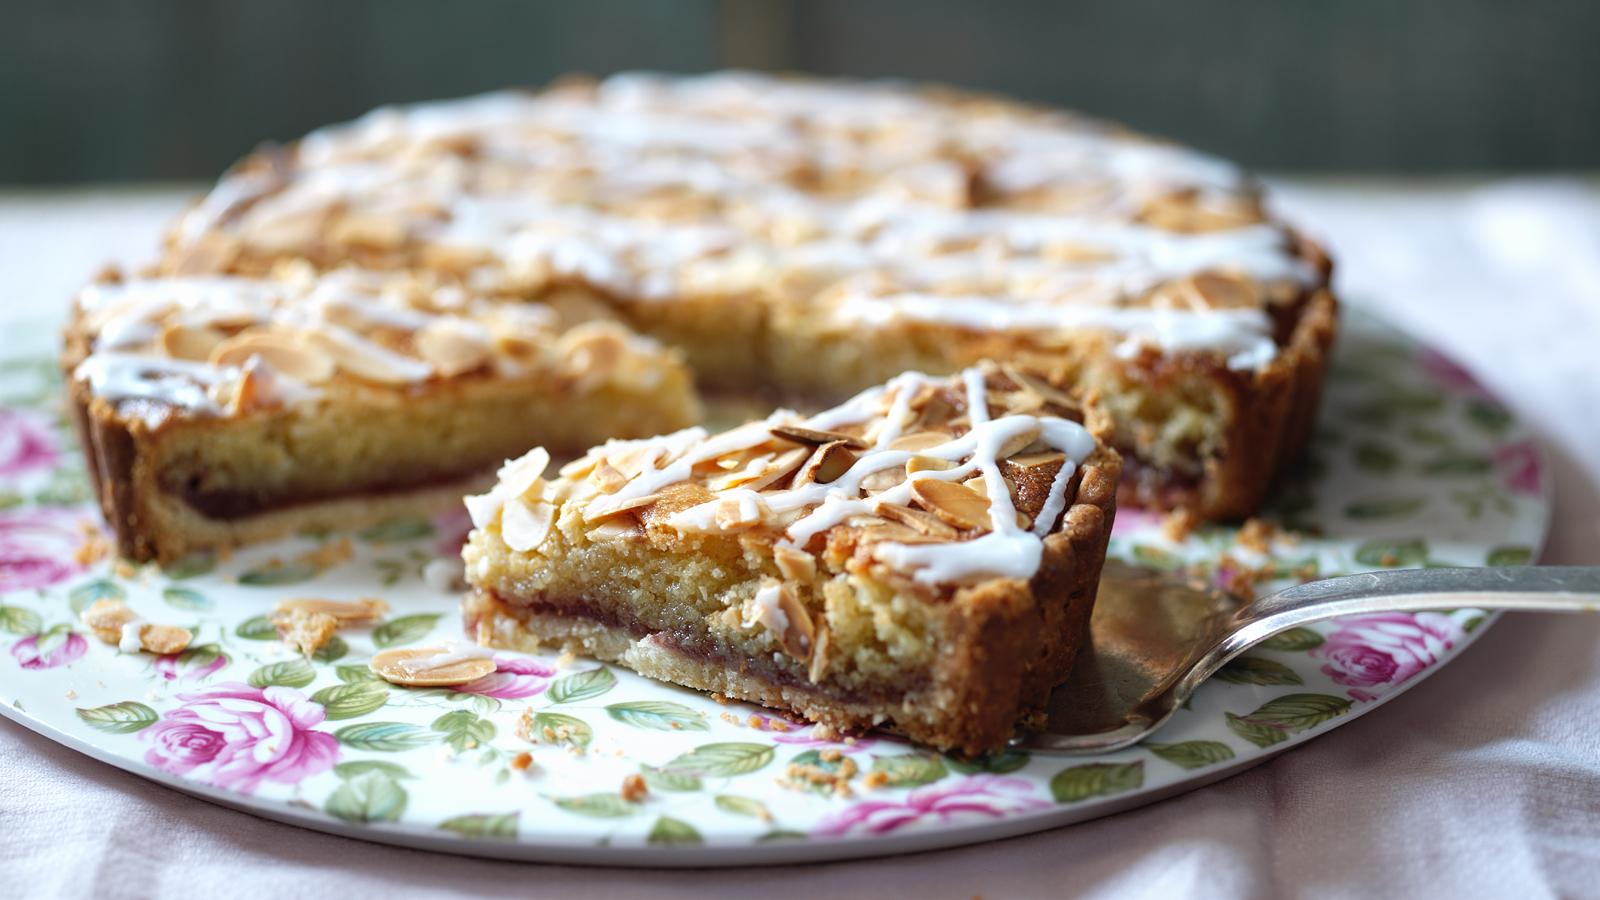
584;490;663;523
770;424;868;450
557;322;629;387
860;467;907;491
1007;450;1068;469
776;585;816;661
1186;272;1260;310
273;596;389;624
714;495;768;530
210;331;336;383
911;478;992;531
327;212;408;248
306;327;431;384
499;447;551;501
996;425;1042;459
999;364;1075;410
226;363;270;414
80;598;136;644
415;318;491;377
137;624;192;655
905;454;956;474
773;545;818;583
808;624;832;683
793;441;857;487
590;460;629;493
860;521;945;544
586;517;643;542
738;447;809;492
888;431;950;451
159;324;226;361
370;646;497;687
875;502;960;539
501;498;556;552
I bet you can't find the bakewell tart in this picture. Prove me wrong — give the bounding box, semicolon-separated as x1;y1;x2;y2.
63;264;699;563
156;71;1336;520
462;365;1121;754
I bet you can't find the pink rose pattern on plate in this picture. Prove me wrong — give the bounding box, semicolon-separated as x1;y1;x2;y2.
152;645;229;682
455;656;554;699
0;408;59;479
1312;612;1466;701
0;506;95;592
814;775;1051;838
11;625;87;670
142;683;338;793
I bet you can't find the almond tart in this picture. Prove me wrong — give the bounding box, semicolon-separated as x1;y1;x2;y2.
157;70;1335;521
462;364;1120;754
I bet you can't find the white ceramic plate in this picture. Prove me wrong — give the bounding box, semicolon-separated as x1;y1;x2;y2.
0;312;1549;866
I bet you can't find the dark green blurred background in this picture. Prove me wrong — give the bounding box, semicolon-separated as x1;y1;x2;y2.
5;0;1597;184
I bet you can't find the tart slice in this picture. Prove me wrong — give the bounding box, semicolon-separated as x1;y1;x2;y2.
462;364;1120;754
64;264;700;563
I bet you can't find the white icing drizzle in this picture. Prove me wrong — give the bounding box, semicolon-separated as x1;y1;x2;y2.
118;620;145;653
74;353;232;421
742;582;788;633
837;294;1280;371
403;640;494;672
655;369;1097;585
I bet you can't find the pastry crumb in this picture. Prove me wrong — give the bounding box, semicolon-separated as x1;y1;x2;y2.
1160;508;1199;543
273;607;340;656
1235;517;1277;553
509;751;535;773
620;773;649;803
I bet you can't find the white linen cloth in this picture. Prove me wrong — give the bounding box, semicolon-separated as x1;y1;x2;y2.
2;179;1598;899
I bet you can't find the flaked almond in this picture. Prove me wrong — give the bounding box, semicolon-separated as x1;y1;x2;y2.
80;599;191;654
586;516;643;542
370;645;497;687
501;498;556;552
637;482;719;527
774;545;818;583
80;598;136;644
906;454;956;474
996;425;1042;459
138;624;193;655
793;441;857;487
306;328;431;384
584;491;663;523
226;363;271;415
859;521;945;545
1007;450;1067;470
274;597;390;624
497;447;551;503
415;318;491;377
160;323;226;361
860;467;907;492
911;478;993;531
776;585;816;662
557;322;629;386
589;460;629;493
210;331;336;383
1000;364;1075;410
712;447;808;492
770;424;867;450
327;212;408;249
714;495;769;530
1186;272;1260;310
808;625;832;683
888;431;950;452
876;502;960;539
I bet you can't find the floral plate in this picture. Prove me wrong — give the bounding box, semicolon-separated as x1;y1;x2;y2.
0;312;1549;867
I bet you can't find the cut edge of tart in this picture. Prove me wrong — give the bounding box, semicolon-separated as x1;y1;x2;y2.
63;264;702;563
462;363;1120;754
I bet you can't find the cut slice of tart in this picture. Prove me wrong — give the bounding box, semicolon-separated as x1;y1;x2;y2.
462;364;1120;754
64;264;700;563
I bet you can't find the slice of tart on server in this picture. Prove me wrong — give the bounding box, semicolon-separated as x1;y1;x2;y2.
462;364;1120;755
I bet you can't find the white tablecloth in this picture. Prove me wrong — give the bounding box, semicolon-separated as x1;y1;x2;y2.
3;179;1599;898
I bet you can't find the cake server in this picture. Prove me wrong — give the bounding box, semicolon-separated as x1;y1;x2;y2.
1019;562;1600;752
